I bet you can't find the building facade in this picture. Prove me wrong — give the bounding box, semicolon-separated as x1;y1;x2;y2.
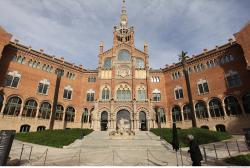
0;2;250;134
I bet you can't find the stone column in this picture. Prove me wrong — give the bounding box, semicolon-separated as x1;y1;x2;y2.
133;100;137;131
61;108;66;129
137;120;140;130
206;103;211;120
181;109;184;123
113;119;116;130
0;102;6;114
18;104;24;118
35;106;40;118
147;119;150;130
222;102;228;118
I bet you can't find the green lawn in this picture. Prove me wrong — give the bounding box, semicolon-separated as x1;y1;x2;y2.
225;153;250;166
15;128;93;148
150;128;232;147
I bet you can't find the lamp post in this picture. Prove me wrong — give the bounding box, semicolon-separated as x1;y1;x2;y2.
157;107;163;140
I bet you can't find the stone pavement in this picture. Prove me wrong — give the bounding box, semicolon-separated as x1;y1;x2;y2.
9;131;192;166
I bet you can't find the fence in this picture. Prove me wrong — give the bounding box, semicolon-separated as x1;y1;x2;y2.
8;139;249;166
201;139;248;162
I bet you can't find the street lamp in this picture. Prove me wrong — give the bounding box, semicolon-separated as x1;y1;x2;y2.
157;107;163;140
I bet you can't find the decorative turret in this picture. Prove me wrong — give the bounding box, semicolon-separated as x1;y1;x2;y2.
144;42;148;54
99;41;104;54
113;0;134;46
120;0;128;28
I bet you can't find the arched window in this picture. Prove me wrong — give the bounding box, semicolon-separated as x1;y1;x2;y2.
37;79;50;94
216;124;226;132
63;85;73;99
155;107;166;123
225;71;241;88
116;84;131;100
83;108;88;123
16;56;25;64
136;58;145;68
0;94;4;112
65;106;75;122
209;98;224;117
183;104;192;120
102;86;110;100
4;71;21;88
20;124;30;133
87;89;95;102
3;96;22;116
88;76;96;82
22;99;38;118
118;50;131;61
174;86;183;100
137;85;146;100
152;89;161;102
206;61;211;68
158;108;166;123
224;96;242;115
195;101;209;119
39;102;51;119
103;57;111;69
201;125;209;129
172;106;182;122
37;126;46;131
243;93;250;114
55;105;64;120
197;79;209;94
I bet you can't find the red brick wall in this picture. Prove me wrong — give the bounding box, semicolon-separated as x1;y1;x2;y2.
235;22;250;70
0;26;12;58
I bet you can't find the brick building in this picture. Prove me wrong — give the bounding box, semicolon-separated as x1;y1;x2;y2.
0;2;250;134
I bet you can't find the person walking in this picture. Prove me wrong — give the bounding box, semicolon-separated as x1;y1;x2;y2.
187;134;203;166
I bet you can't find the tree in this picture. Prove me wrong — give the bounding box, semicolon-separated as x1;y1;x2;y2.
49;68;64;130
178;51;197;128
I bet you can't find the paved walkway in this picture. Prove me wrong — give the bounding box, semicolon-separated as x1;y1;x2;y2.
9;132;249;166
10;131;192;166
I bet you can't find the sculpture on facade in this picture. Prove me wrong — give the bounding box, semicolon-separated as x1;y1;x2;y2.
109;118;135;139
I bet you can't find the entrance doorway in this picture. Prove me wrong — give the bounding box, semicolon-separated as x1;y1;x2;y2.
139;111;147;131
100;111;108;131
116;109;131;130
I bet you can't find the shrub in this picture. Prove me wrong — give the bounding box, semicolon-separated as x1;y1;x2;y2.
15;128;93;148
150;128;232;147
225;153;250;166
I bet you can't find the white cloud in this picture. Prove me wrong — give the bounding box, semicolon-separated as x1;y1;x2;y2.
0;0;249;69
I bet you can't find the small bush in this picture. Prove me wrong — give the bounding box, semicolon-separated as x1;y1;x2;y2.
15;128;93;148
150;128;232;147
225;153;250;166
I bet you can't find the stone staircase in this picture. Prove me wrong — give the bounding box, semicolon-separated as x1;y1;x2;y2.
66;131;172;150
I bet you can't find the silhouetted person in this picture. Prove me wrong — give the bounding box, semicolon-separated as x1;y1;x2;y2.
187;134;203;166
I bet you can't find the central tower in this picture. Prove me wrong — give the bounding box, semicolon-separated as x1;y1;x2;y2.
94;0;153;132
113;0;135;47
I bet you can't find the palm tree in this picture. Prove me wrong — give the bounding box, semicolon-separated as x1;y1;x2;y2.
49;68;64;129
178;51;197;128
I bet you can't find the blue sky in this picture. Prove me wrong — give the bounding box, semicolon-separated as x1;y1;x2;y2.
0;0;250;69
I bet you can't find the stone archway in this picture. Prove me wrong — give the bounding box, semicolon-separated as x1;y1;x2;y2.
139;111;147;131
100;111;108;131
116;109;131;130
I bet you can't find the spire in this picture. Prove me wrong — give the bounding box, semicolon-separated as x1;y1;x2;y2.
120;0;128;27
